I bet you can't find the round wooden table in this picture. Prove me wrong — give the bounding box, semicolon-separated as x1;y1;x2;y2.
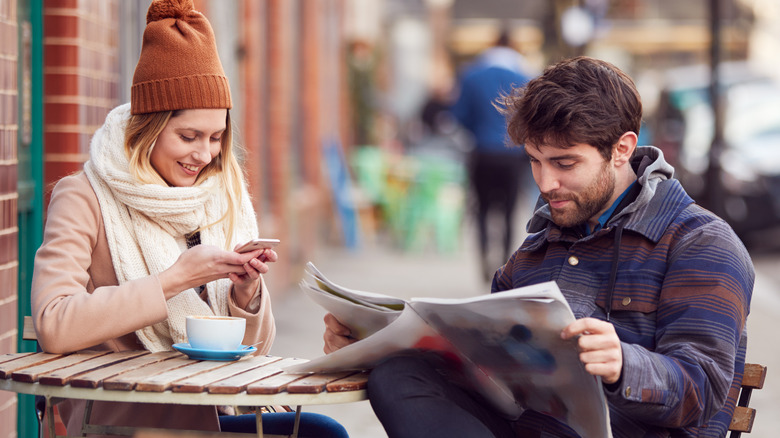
0;351;368;438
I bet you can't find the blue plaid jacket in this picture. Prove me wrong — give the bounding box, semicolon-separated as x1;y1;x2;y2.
494;146;754;437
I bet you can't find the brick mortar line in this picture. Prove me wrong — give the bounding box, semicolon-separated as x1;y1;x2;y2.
44;8;117;23
0;394;17;412
44;152;90;162
44;66;120;81
43;7;116;18
44;36;117;53
0;226;18;237
44;95;117;107
0;261;18;271
45;124;101;134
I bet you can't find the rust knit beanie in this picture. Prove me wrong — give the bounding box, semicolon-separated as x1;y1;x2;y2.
131;0;232;114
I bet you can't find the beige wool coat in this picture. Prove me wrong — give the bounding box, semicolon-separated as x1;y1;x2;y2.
31;172;276;436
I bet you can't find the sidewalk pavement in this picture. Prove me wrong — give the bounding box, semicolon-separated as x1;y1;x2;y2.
268;232;780;438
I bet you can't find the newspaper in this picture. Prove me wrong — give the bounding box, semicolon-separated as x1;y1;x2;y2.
289;262;612;438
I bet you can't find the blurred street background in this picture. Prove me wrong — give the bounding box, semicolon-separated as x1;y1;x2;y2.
2;0;780;436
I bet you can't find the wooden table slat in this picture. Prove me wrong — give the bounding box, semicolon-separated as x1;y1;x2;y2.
0;353;62;379
286;372;355;394
171;355;281;393
207;357;304;394
12;351;111;383
0;352;35;367
70;352;180;389
134;360;235;392
38;350;151;386
245;372;307;395
325;371;370;392
103;356;194;391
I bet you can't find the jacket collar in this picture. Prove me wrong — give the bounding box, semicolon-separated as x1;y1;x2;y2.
525;146;694;245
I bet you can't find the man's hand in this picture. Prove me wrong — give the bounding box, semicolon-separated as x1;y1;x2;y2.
561;317;623;384
323;313;357;354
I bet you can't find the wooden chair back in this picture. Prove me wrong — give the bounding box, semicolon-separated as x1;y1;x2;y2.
728;362;768;437
23;315;36;341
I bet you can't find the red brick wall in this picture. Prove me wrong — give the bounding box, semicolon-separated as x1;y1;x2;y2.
240;0;265;221
43;0;119;199
0;0;18;434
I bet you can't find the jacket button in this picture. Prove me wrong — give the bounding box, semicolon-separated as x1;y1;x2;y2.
625;386;631;397
622;297;632;306
567;256;579;266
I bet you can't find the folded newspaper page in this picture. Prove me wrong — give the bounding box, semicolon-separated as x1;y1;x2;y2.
290;262;612;438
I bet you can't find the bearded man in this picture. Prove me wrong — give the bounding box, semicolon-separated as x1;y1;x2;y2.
325;56;754;438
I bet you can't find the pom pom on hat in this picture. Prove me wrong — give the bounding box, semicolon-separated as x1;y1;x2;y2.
146;0;194;24
131;0;231;114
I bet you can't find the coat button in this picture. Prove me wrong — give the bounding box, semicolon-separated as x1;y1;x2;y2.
568;256;579;266
622;297;632;306
625;386;631;397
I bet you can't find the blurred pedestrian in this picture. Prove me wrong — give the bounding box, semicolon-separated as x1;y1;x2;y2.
451;29;533;281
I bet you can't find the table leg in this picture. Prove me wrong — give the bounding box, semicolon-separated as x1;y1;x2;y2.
45;396;56;438
291;405;302;438
80;400;94;437
255;409;263;438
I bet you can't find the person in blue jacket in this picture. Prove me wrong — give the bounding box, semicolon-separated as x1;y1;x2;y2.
451;30;534;281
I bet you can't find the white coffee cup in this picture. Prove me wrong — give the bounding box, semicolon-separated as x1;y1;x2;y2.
185;315;246;351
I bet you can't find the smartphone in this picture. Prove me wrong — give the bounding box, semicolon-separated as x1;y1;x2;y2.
235;238;280;253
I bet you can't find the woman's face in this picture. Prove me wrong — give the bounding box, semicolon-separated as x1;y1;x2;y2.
150;108;227;187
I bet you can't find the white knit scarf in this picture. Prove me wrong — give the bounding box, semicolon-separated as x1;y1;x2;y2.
84;103;257;352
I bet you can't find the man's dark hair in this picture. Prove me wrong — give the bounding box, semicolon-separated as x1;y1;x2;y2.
503;56;642;160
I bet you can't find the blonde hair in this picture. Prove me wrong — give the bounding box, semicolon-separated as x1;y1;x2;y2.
124;110;245;248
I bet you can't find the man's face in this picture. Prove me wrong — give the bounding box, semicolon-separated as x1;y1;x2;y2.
526;142;617;229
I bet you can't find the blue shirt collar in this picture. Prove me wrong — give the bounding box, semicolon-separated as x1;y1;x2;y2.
585;182;637;235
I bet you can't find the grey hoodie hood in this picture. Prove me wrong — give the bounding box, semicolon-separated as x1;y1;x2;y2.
527;146;683;239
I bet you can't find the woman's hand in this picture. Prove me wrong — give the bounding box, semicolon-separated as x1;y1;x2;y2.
157;245;271;301
229;247;278;308
323;313;357;354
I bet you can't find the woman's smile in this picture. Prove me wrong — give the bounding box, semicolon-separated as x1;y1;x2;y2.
179;162;201;176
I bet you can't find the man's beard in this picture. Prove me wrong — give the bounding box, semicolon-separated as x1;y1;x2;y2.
544;162;616;228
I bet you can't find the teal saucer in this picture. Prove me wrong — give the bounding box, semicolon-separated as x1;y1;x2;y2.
172;343;257;361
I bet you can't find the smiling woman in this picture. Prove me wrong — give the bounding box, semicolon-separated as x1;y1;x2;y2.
28;0;346;437
124;106;245;249
149;109;227;187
